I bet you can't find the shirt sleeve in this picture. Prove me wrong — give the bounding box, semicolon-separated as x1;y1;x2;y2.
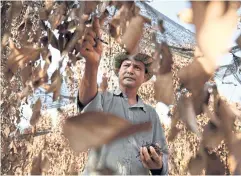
76;91;104;113
151;110;169;175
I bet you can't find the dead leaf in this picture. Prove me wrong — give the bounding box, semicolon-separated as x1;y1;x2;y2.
4;127;10;137
154;72;174;105
202;121;224;149
121;15;147;54
99;9;109;27
9;141;18;154
48;12;65;30
2;32;10;48
159;42;173;74
168;126;180;141
109;23;121;40
7;40;41;73
84;1;99;15
228;139;241;174
177;94;200;135
31;151;42;175
17;84;32;100
217;99;236;147
188;154;205;175
205;152;225;175
31;62;49;89
45;0;54;12
62;24;85;56
157;19;165;33
53;88;61;101
68;53;78;65
177;8;193;24
39;8;49;21
191;83;211;115
41;47;52;63
7;1;23;23
178;56;216;94
20;63;32;85
202;105;224;149
30;98;42;126
18;18;33;32
191;1;239;60
47;28;59;49
44;69;61;94
41;156;50;173
99;73;108;92
63;111;152;152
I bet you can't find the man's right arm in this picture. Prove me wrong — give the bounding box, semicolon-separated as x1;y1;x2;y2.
78;17;103;106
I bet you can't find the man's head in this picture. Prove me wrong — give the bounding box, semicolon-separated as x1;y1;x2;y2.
113;52;153;89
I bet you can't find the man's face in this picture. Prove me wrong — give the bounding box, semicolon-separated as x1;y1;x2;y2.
118;59;147;89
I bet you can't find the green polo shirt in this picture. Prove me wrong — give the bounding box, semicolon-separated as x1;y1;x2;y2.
77;89;168;175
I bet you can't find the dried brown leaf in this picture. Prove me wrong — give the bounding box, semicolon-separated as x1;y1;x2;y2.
18;18;33;32
217;99;236;147
17;84;32;100
168;126;180;142
177;94;200;135
154;72;174;105
178;56;215;94
7;40;41;73
31;151;42;175
45;0;54;12
157;19;165;33
41;156;50;173
229;139;241;174
47;28;59;49
205;152;225;175
7;1;23;22
9;141;18;154
159;42;173;74
202;105;224;148
99;9;109;26
62;24;85;56
2;33;10;48
192;1;239;60
63;111;152;152
41;47;52;63
48;13;65;30
99;73;108;92
202;121;224;149
20;63;32;85
109;23;121;40
39;8;49;21
4;127;10;138
53;88;61;101
188;154;205;175
122;15;146;54
191;84;211;115
32;62;49;88
30;98;42;126
84;1;99;14
44;69;61;93
177;8;193;24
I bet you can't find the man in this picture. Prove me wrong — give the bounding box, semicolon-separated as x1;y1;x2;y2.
77;18;168;175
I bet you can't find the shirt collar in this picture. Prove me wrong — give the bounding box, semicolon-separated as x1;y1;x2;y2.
113;89;146;112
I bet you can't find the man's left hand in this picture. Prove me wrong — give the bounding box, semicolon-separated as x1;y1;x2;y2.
140;146;163;169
